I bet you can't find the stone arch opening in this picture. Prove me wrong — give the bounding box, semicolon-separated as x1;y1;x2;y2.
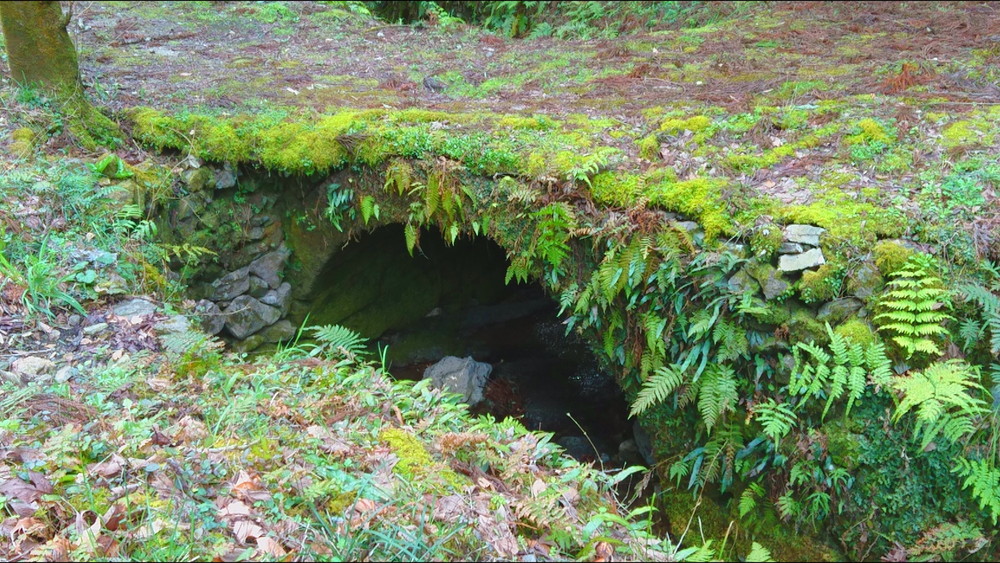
303;224;638;465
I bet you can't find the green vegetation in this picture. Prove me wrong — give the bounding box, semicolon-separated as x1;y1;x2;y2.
3;1;1000;561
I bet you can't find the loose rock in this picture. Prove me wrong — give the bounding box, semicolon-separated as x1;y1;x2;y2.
778;248;826;272
113;298;157;318
778;242;804;254
11;356;56;383
248;247;290;289
195;299;225;335
260;282;292;315
422;356;492;406
818;298;864;324
784;224;826;246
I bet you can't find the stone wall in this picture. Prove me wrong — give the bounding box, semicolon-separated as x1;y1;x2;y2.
162;159;905;357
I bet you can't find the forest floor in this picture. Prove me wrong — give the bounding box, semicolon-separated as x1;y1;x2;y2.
2;2;1000;561
60;1;1000;252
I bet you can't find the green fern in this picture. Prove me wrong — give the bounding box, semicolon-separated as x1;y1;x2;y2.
630;364;686;417
789;323;889;419
404;223;419;257
956;282;1000;355
745;542;774;563
360;195;380;225
739;482;765;519
753;399;797;446
383;159;413;195
312;324;368;359
324;182;356;232
952;457;1000;525
530;202;576;272
694;365;738;434
873;257;954;359
891;359;988;451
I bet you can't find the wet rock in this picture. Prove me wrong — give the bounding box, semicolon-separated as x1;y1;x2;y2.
422;356;492;406
83;322;109;335
246;226;265;241
181;167;215;193
248;247;290;289
727;267;757;295
155;315;191;335
632;422;655;466
248;275;270;299
211;266;250;301
223;295;281;339
722;242;747;257
675;221;700;233
818;298;864;324
778;248;826;272
556;436;609;462
847;261;884;300
778;242;804;254
54;365;78;383
232;333;267;353
12;356;56;383
260;282;292;315
261;320;296;343
215;163;237;190
195;299;225;335
784;224;826;246
755;265;791;300
113;298;157;318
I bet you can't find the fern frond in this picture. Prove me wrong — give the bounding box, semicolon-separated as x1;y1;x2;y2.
630;364;686;417
312;324;368;359
698;365;738;433
953;457;1000;525
754;399;797;445
892;359;988;448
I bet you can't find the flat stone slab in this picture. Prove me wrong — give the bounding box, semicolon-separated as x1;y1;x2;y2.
113;298;157;318
784;224;826;246
778;248;826;272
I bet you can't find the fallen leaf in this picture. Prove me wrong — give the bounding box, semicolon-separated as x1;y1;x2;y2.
231;519;265;543
594;541;614;562
102;504;127;531
354;498;377;514
88;454;126;478
26;472;52;494
256;536;287;558
232;470;271;502
219;500;252;518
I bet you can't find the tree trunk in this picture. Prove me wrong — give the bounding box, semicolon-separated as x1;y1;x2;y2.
1;1;82;98
0;1;121;148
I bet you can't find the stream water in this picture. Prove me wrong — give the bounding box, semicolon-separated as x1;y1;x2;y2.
308;226;636;464
380;284;634;463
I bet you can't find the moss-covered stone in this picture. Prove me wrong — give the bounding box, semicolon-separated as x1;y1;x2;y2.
380;427;467;490
787;307;828;345
750;222;784;259
746;260;790;301
833;318;876;346
798;263;843;303
845;261;884;300
872;240;913;276
637;134;660;160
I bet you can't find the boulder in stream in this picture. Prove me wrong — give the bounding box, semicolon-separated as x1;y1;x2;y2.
422;356;492;406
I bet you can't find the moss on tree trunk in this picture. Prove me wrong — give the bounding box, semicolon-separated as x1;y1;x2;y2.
0;1;120;148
